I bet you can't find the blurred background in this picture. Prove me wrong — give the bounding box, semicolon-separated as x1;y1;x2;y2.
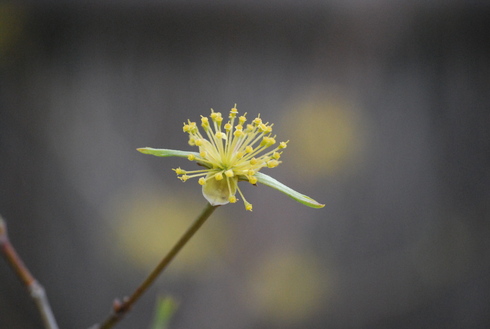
1;1;490;328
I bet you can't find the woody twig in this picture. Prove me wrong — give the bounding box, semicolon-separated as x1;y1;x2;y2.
0;215;59;329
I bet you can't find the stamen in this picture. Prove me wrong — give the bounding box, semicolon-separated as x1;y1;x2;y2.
245;202;253;211
201;116;210;130
230;106;238;118
215;131;227;140
179;107;283;210
234;129;244;138
173;168;186;175
267;160;279;168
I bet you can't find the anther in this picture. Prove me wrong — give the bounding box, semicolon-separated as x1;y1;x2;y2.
245;202;253;211
267;160;279;168
258;123;267;132
239;115;247;125
215;132;227;139
201;116;210;129
174;168;186;175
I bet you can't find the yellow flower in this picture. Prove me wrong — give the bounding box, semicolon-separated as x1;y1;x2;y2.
171;106;287;210
138;105;324;211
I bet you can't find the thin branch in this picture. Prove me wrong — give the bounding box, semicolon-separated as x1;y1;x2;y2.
90;203;218;329
0;215;60;329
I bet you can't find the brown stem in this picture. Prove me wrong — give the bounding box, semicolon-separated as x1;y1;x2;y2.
91;203;218;329
0;215;60;329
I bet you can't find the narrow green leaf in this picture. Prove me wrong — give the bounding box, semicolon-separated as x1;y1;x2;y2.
137;147;199;158
255;172;325;209
149;296;179;329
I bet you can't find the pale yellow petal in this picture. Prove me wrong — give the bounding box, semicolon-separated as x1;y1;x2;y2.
202;175;237;206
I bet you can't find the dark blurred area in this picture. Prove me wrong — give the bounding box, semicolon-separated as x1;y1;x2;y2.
1;1;490;328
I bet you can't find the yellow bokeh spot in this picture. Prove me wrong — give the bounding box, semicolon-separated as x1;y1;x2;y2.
246;249;329;324
107;188;228;276
0;4;25;58
283;95;365;178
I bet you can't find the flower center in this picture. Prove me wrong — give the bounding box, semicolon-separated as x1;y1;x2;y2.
174;105;288;210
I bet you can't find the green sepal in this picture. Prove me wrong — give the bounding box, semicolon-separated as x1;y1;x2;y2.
255;172;325;209
137;147;199;159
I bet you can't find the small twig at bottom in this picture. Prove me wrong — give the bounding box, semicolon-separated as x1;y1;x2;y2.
0;215;60;329
90;203;218;329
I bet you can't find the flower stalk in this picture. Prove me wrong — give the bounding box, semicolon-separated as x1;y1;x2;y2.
93;105;324;328
91;203;218;329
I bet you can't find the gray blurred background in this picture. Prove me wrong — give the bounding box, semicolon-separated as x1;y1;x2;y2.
1;1;490;328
